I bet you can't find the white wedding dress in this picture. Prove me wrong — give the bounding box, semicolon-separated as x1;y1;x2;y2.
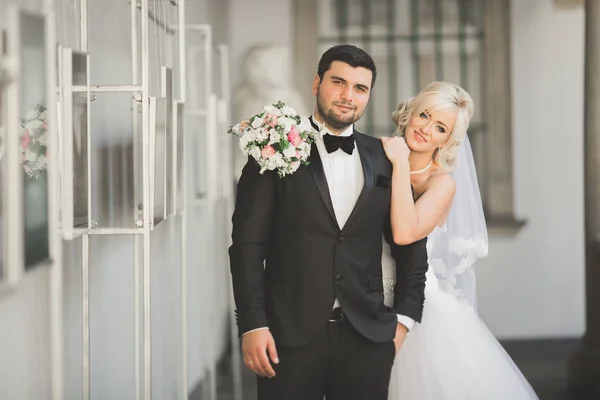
382;225;539;400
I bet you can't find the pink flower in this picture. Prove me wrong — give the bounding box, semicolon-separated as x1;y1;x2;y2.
287;125;302;147
21;130;32;150
239;119;250;132
264;114;278;128
261;145;276;159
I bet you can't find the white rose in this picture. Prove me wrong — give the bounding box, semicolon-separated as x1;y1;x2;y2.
36;155;47;170
251;117;264;128
278;117;295;133
300;141;311;153
269;153;285;168
297;117;313;133
27;120;45;136
25;109;39;121
289;161;301;173
283;145;296;159
230;123;242;135
258;159;271;174
238;137;249;154
244;129;258;143
239;133;257;153
248;145;261;161
263;105;282;116
268;131;281;146
25;148;37;163
255;127;269;142
36;133;47;146
281;105;298;116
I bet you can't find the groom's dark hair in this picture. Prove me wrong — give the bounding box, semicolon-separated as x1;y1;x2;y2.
317;44;377;88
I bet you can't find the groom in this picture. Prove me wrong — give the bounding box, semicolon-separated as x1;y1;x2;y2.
229;44;428;400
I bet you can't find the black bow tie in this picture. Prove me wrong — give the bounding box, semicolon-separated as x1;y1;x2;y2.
323;133;355;155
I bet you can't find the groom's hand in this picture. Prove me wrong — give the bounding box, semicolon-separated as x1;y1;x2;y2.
393;323;408;353
242;329;279;378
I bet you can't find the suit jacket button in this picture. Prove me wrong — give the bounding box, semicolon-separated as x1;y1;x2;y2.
335;273;342;281
337;235;345;243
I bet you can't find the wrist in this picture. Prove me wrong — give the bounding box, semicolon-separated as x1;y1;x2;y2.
391;159;410;170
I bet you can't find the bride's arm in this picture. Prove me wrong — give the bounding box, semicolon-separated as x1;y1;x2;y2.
389;165;455;244
382;137;456;244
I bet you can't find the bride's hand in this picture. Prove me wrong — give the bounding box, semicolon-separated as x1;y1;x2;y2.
381;136;410;166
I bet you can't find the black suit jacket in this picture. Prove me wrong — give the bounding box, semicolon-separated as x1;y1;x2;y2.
228;130;428;347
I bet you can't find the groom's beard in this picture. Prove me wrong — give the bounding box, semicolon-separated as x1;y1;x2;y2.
316;87;365;130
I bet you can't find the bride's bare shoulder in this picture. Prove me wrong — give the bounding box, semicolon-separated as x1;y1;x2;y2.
424;169;456;196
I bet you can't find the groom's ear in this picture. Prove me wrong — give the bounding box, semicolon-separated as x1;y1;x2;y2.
312;74;321;96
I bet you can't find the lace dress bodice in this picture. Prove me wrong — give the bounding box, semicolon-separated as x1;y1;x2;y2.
382;225;447;307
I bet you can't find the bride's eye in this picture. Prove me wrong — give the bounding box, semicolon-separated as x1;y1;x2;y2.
419;112;429;120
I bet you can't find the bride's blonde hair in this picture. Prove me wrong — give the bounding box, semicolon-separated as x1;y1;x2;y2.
392;81;474;171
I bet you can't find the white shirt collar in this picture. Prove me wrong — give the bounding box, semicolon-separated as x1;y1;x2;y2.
311;113;354;138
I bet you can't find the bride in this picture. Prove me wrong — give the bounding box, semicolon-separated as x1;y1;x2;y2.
381;81;539;400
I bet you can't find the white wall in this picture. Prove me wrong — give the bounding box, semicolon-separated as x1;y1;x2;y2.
0;267;52;399
228;0;293;116
0;1;53;398
0;0;234;398
476;0;586;339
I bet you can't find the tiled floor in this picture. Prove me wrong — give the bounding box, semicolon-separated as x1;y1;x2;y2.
214;339;589;400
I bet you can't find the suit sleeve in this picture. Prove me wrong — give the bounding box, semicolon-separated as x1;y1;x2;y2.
383;216;428;322
228;157;277;337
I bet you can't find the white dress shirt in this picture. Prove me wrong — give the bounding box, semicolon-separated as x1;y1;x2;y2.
311;115;414;332
243;116;414;335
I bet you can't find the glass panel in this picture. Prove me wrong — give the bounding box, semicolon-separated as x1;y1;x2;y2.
19;11;49;268
161;67;174;216
57;0;81;50
393;41;414;111
88;0;132;85
0;36;5;279
147;0;178;97
174;102;184;213
317;0;485;140
151;97;167;228
72;52;89;229
92;92;135;228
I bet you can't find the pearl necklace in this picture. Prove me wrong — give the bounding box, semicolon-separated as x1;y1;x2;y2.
409;159;433;174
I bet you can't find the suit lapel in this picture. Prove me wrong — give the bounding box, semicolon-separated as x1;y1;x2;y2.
307;142;338;228
341;131;375;233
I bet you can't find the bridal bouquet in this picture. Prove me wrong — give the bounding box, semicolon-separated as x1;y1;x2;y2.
20;104;48;180
229;101;316;178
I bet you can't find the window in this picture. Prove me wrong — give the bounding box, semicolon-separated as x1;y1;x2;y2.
295;0;524;232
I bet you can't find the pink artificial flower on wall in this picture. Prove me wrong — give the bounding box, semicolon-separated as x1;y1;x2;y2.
21;130;32;150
